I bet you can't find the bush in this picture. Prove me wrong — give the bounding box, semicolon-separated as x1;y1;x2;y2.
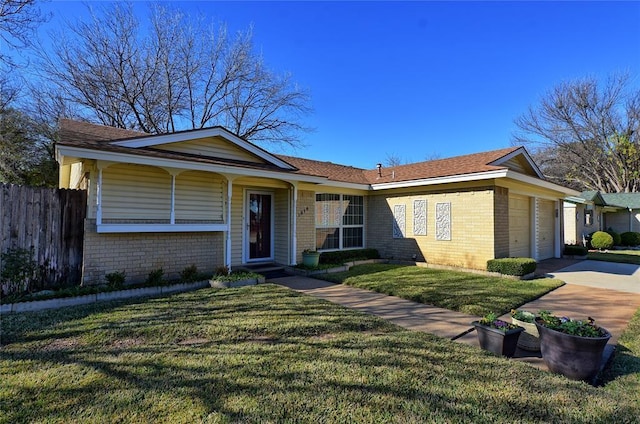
105;270;126;289
487;258;537;276
319;249;380;265
0;247;38;296
180;264;199;282
563;245;588;256
590;231;614;250
146;268;165;285
606;228;621;246
621;232;640;247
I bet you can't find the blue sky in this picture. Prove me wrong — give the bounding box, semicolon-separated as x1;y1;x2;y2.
27;1;640;169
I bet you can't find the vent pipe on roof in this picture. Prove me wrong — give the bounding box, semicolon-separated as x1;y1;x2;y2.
376;163;382;177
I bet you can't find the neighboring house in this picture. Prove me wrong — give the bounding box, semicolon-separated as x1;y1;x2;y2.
56;120;578;284
563;191;640;245
563;191;607;245
601;193;640;234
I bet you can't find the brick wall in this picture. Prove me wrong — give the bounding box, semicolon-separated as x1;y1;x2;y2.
366;187;496;270
493;186;510;258
295;190;316;263
82;219;224;285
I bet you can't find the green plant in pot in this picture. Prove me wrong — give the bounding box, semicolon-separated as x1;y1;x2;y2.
510;309;540;352
472;312;524;357
535;310;611;382
301;249;320;267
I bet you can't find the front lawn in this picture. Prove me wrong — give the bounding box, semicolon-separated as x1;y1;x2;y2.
1;285;636;422
314;264;564;316
588;250;640;265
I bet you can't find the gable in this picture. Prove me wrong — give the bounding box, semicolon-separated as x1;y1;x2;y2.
153;136;268;164
499;155;539;177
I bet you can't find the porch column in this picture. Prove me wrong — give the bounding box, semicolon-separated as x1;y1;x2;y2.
96;166;103;226
226;178;234;271
170;174;176;224
555;200;562;258
530;197;537;260
291;183;298;265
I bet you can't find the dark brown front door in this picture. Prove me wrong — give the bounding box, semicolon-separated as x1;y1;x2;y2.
248;192;272;261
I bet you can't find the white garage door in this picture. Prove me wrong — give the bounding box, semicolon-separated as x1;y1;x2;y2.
537;199;555;260
509;194;530;258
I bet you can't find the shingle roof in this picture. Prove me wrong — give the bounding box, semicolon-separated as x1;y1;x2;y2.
601;193;640;209
362;147;521;184
58;119;527;186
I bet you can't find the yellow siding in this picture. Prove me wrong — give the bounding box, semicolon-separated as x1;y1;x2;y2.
102;164;171;221
509;194;530;258
274;189;290;264
175;171;224;222
501;156;536;176
154;136;265;163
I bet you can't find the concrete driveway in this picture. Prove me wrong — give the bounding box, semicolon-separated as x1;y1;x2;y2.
547;260;640;294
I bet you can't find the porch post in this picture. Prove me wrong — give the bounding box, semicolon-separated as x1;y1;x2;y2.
170;174;176;225
555;200;562;258
226;178;233;271
96;163;103;226
291;183;298;265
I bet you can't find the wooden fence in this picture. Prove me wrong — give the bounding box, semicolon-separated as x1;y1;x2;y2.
0;184;87;290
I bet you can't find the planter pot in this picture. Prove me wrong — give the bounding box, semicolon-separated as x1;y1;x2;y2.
511;317;540;352
472;321;524;357
301;251;320;267
535;318;611;381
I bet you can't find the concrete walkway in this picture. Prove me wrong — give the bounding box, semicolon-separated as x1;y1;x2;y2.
270;261;640;374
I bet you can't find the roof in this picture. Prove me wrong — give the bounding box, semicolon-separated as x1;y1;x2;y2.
601;193;640;209
58;119;556;189
362;147;522;184
579;190;607;206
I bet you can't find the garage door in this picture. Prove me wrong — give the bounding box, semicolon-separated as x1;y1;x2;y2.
509;194;530;258
537;199;555;260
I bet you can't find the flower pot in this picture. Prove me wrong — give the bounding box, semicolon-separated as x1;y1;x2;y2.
301;251;320;267
511;317;540;352
535;318;611;381
472;321;524;357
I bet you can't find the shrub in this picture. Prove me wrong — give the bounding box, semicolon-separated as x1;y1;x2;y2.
563;245;588;256
180;264;199;282
319;248;380;265
214;266;229;276
0;247;38;295
606;228;621;246
105;270;126;289
590;231;613;250
146;268;164;285
621;231;640;247
487;258;537;276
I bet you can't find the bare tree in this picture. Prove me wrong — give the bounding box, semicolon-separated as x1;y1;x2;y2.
513;73;640;193
37;2;311;146
384;152;405;167
0;0;47;65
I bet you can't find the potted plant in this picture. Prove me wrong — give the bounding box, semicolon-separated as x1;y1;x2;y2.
510;309;540;352
535;310;611;382
301;249;320;267
472;313;524;357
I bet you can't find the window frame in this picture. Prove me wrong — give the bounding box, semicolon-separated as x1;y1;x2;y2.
315;193;365;251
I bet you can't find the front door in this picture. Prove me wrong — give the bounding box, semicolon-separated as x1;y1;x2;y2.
246;192;273;261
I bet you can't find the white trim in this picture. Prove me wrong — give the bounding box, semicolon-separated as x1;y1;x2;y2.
490;147;544;179
244;190;275;263
226;178;234;271
96;167;103;225
371;170;509;190
97;223;228;233
56;145;328;184
110;127;296;170
170;174;176;224
317;180;372;190
555;200;562;258
506;171;580;196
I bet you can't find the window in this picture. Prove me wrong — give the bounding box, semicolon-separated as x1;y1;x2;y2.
315;194;364;250
585;209;593;226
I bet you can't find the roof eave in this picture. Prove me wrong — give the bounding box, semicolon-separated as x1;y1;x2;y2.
505;170;580;196
56;144;327;184
370;169;509;190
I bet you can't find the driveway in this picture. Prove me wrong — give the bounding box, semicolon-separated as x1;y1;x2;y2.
547;259;640;294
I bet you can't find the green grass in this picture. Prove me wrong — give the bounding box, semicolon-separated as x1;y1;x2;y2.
601;307;640;396
1;285;637;423
588;250;640;265
314;264;564;316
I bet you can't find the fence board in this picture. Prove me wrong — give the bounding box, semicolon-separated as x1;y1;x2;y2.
0;184;87;292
